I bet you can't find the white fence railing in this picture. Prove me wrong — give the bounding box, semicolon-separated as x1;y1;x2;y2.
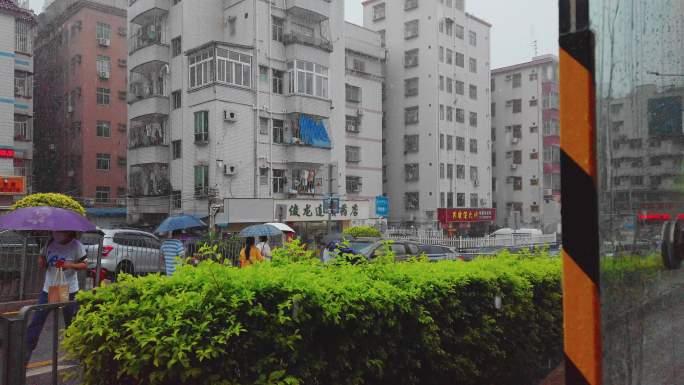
384;230;558;251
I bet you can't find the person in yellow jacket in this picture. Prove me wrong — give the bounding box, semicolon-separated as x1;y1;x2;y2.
239;236;264;267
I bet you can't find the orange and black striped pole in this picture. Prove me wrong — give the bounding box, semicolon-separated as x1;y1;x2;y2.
559;1;601;384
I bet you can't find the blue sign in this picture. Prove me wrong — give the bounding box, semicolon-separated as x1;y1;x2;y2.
375;196;389;217
323;197;340;214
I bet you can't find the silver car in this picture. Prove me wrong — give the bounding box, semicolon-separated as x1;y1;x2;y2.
82;229;165;279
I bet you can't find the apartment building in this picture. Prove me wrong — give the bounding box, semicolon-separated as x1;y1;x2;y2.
491;55;560;232
127;0;384;236
0;0;36;206
363;0;493;234
34;0;128;224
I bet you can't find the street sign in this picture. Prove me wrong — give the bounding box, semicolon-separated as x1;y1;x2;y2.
323;197;340;215
375;196;389;217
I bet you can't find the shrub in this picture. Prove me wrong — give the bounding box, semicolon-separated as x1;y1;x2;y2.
65;253;562;385
342;225;382;238
11;193;85;216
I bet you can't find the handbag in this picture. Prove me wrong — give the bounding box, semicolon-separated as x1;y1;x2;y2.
48;268;69;303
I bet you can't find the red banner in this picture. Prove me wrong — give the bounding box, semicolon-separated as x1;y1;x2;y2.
437;208;496;223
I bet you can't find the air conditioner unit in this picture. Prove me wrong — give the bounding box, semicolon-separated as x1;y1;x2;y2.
357;109;364;116
510;164;518;170
98;38;110;47
224;110;237;122
99;71;109;79
224;164;238;176
67;105;74;113
511;138;519;144
116;198;126;207
505;75;512;81
544;188;553;197
473;178;480;187
83;198;95;207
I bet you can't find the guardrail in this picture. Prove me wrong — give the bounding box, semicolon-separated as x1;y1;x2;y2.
385;232;558;251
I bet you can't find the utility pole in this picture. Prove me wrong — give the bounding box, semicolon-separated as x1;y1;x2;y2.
326;163;334;234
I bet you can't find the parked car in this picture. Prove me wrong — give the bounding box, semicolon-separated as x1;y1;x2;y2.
360;240;422;262
322;237;379;262
81;229;165;279
417;244;467;261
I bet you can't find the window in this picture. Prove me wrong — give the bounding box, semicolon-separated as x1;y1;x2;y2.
469;84;477;100
405;77;419;97
447;135;453;150
351;58;366;73
171;190;182;209
470;193;479;208
457;193;466;207
194;111;209;142
272;70;284;94
96;56;111;78
610;103;623;114
373;3;386;21
273;119;284;144
379;29;386;47
491;126;496;141
404;20;419;39
405;164;419;181
15;20;32;53
346;84;362;102
512;99;522;113
455;24;464;39
470;166;479;182
216;48;252;88
469;112;477;127
491;102;496;117
405;192;419;210
512;73;522;88
446;106;453;122
439;75;444;91
96;121;110;137
439;46;444;62
455;80;464;95
447;192;454;208
96;153;111;170
446;49;453;64
456;136;465;151
440;163;445;179
259;66;269;83
172;36;182;57
404;135;419;153
440;134;445;149
194;165;209;197
446;77;453;93
456;164;465;179
469;139;478;153
543;119;560;135
440;192;445;208
346;115;360;133
95;187;110;203
512;125;522;139
445;20;453;36
346;146;361;163
405;0;418;10
172;140;181;159
529;72;538;81
491;77;496;91
259;117;269;135
468;30;477;46
439;20;444;33
288;60;329;98
272;169;286;193
14;71;32;98
272;17;284;42
529;98;538;107
405;49;419;68
447;164;454;179
172;90;181;109
405;106;419;124
439;104;445;120
96;87;110;105
14;115;32;141
346;176;363;193
455;52;464;67
543;146;561;163
189;49;215;89
492;152;497;166
469;58;477;73
96;22;111;41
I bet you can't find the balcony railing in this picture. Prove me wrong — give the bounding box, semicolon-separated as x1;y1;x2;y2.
14;120;32;142
129;122;168;149
128;82;165;103
283;32;332;52
129;28;165;54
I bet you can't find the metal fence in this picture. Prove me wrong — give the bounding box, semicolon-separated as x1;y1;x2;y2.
385;231;558;251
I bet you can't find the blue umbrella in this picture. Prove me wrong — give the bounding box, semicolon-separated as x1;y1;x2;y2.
239;224;282;238
155;215;206;234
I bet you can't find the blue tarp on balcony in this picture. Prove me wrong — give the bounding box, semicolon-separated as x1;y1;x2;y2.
299;115;331;148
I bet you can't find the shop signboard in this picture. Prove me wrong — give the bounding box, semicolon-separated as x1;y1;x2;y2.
277;199;369;222
437;208;496;224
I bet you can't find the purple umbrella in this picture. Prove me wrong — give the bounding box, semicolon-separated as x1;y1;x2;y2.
0;206;96;232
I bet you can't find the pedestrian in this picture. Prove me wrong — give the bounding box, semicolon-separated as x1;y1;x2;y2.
239;237;264;268
160;230;185;275
25;231;87;364
256;235;272;260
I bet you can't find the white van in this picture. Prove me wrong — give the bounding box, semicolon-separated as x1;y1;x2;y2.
490;228;543;238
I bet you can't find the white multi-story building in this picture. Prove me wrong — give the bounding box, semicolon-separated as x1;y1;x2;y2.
126;0;384;238
362;0;493;234
0;0;35;206
491;55;561;232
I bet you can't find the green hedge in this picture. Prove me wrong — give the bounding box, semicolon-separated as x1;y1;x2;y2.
342;225;382;238
11;193;86;216
65;253;562;385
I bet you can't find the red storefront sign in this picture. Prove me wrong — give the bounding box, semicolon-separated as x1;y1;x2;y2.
437;208;496;223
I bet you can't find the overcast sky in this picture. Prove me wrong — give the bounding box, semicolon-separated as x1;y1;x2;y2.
29;0;558;69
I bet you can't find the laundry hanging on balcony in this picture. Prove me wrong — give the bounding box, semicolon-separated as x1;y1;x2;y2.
299;115;331;149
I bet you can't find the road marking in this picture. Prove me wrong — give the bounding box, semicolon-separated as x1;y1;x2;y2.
26;360;52;369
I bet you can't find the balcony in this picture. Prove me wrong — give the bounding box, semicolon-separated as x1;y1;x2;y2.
285;0;330;22
129;95;169;121
129;0;169;26
129;163;170;198
283;31;332;52
129;116;168;149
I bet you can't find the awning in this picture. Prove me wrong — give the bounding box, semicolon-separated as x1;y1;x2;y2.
85;208;127;217
300;115;331;148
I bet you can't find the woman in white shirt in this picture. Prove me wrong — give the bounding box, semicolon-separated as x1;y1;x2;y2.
256;236;272;260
